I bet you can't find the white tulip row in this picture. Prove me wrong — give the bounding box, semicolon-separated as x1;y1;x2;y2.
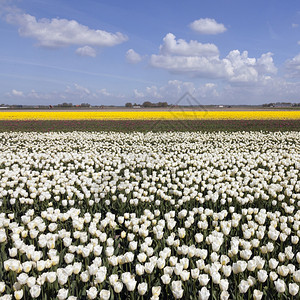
0;131;299;299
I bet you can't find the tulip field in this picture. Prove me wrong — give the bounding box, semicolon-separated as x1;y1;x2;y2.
0;130;300;299
0;110;300;120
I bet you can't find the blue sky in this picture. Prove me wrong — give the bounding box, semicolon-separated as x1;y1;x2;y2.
1;0;300;105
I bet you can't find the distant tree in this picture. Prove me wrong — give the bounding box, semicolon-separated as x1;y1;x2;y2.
142;101;153;107
262;103;275;107
125;102;133;108
58;102;73;107
80;103;90;107
157;102;168;107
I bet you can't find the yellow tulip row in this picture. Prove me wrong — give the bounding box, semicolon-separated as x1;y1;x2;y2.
0;111;300;120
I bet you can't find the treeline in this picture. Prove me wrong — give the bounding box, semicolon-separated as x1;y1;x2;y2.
56;103;91;107
125;101;168;107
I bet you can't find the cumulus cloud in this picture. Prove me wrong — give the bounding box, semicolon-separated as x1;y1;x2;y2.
150;34;277;83
225;51;276;83
6;13;128;50
151;54;229;78
75;46;97;57
132;76;300;105
159;33;219;57
257;52;278;74
126;49;142;64
285;53;300;77
190;18;227;35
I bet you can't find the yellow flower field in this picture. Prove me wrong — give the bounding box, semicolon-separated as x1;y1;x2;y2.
0;111;300;120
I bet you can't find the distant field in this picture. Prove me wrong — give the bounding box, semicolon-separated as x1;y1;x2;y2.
0;110;300;120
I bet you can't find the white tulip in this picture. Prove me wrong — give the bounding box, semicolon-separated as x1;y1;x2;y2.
73;262;82;274
86;287;98;299
257;270;267;283
269;258;279;269
198;287;210;300
198;274;210;286
30;285;41;298
161;274;171;284
274;279;286;293
113;281;123;293
0;282;6;293
57;289;68;300
219;279;229;291
136;282;147;296
294;270;300;282
288;283;299;296
220;291;230;300
17;273;28;285
125;279;137;292
80;271;89;282
137;252;147;263
171;280;183;299
145;262;155;274
238;280;250;293
27;277;36;288
99;289;110;300
152;286;161;297
253;289;263;300
14;290;23;300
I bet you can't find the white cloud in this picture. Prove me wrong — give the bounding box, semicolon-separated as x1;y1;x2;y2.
225;50;276;83
5;78;300;106
74;83;90;95
285;53;300;77
257;52;278;74
6;13;128;49
75;46;96;57
0;0;20;16
145;86;163;99
11;89;23;96
133;89;144;98
190;18;227;35
126;49;142;64
132;76;300;105
221;77;300;104
150;34;277;83
133;80;219;104
224;50;258;83
4;84;125;105
292;23;299;28
98;88;110;96
159;33;219;57
151;54;230;78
